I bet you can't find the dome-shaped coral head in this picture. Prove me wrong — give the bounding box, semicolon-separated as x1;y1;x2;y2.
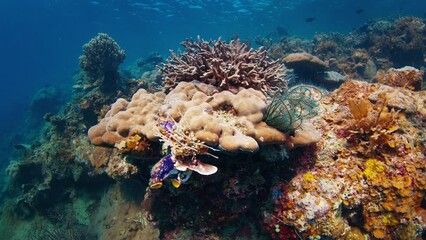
79;33;125;82
159;36;287;94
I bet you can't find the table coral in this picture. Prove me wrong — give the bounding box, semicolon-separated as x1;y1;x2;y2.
282;52;328;79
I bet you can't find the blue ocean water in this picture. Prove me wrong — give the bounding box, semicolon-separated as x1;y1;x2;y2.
0;0;422;166
0;0;424;183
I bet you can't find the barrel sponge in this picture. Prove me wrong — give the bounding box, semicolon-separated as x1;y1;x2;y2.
88;81;288;152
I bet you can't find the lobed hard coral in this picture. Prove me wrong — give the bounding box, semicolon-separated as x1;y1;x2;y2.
282;52;328;78
88;81;288;153
88;80;322;188
88;81;281;186
270;80;426;239
79;33;125;91
158;37;287;94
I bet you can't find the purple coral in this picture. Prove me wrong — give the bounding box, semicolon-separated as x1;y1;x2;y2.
159;36;287;94
149;155;176;188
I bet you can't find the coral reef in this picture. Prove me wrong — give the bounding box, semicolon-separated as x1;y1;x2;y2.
263;17;426;85
159;37;287;94
268;80;426;240
88;81;292;153
87;80;322;187
365;17;426;68
3;16;426;240
374;66;424;91
79;33;126;91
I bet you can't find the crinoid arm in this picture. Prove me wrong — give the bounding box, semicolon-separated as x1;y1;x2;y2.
264;85;322;134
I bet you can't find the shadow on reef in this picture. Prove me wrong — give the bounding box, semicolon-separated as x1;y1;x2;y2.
138;148;308;239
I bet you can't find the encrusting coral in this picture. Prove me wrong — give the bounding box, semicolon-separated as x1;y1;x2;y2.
269;80;426;240
158;36;286;94
374;66;424;91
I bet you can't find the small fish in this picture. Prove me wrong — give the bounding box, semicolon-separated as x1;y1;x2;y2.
13;144;31;150
167;170;192;188
355;9;364;14
170;177;181;188
305;17;316;23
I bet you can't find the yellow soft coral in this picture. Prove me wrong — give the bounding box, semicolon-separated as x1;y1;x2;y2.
363;158;385;179
303;172;316;182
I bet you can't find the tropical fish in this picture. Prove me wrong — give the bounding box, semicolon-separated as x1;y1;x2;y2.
355;9;364;14
305;17;316;23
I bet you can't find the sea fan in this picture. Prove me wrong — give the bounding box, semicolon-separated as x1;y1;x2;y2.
263;85;321;134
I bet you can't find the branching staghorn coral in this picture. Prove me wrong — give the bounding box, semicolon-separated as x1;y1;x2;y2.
159;36;287;94
263;85;321;134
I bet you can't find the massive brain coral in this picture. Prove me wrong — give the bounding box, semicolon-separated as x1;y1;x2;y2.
158;37;287;94
88;81;287;153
